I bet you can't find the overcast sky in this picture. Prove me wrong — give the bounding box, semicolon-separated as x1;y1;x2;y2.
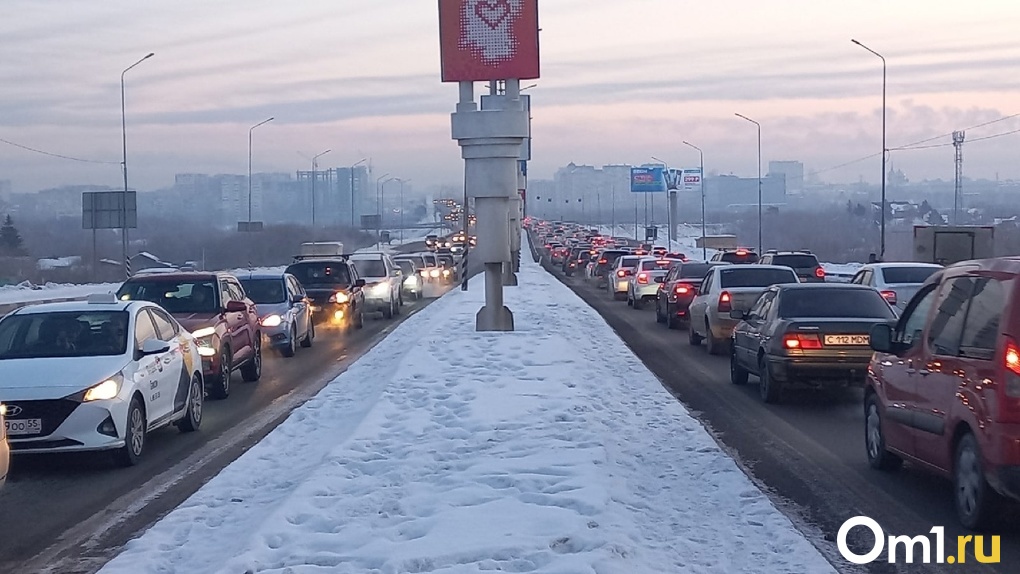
1;0;1019;194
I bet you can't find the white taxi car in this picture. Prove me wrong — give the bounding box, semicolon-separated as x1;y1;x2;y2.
0;294;204;466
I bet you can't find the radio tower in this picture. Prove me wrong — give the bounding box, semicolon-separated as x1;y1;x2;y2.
953;131;965;224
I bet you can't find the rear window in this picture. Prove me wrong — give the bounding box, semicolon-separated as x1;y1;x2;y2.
619;257;640;268
881;267;940;284
720;251;760;264
771;254;818;268
719;267;797;288
640;259;677;271
679;263;714;278
598;251;628;264
778;288;896;319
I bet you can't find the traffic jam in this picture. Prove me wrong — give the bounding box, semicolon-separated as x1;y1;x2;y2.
530;217;1020;532
0;238;468;478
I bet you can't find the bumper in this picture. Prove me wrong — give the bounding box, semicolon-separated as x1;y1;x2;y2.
363;295;392;312
766;354;871;386
613;279;630;293
262;323;295;349
7;400;130;454
667;296;695;316
634;284;659;299
707;314;739;339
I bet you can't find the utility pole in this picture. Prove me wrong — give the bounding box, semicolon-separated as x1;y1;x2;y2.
953;131;965;224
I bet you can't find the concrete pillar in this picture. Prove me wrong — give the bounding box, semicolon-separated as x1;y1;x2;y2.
669;190;678;248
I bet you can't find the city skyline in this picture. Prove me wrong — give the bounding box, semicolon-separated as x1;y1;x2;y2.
1;1;1019;194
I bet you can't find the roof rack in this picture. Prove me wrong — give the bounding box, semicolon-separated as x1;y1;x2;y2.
87;293;119;304
292;254;351;262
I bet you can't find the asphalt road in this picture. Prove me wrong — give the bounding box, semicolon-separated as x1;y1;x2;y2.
0;250;458;573
544;256;1017;574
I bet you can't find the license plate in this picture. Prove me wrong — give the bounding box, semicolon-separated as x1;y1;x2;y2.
824;334;870;346
5;418;42;436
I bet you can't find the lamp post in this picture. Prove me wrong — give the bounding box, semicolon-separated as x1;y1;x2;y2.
651;155;675;252
375;172;390;217
683;140;706;260
735;113;762;253
120;52;154;278
310;149;331;228
394;178;411;243
349;158;367;228
377;176;394;248
247;117;274;225
852;38;887;260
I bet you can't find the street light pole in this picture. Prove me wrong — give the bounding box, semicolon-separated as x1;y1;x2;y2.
349;158;367;228
735;113;762;253
852;39;888;260
651;155;673;252
683;141;706;260
310;149;331;228
120;52;154;278
394;178;411;243
248;117;274;224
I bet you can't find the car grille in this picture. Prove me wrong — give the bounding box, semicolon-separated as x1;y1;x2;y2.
10;438;84;450
5;398;80;438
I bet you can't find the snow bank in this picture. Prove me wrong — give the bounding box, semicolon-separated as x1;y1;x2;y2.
99;243;836;574
0;282;119;306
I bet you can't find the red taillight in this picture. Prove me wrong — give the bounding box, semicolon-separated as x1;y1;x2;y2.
617;270;626;277
598;258;607;264
880;290;897;305
545;244;552;249
736;249;748;256
674;283;694;295
637;273;649;284
815;267;826;279
718;291;732;312
783;333;823;350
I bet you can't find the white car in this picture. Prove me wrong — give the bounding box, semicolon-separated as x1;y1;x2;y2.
0;294;204;466
0;404;8;488
688;265;800;355
627;257;684;309
606;254;643;300
849;262;942;311
350;252;404;319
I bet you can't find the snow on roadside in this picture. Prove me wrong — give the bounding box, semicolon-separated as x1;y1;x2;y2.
99;244;837;574
0;282;119;306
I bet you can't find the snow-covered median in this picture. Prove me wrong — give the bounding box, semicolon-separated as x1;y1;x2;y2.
99;250;836;573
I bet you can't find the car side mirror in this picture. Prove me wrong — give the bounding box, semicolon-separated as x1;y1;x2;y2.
870;323;896;354
729;310;747;320
224;300;247;313
393;269;402;277
355;279;367;288
140;338;170;356
654;276;666;284
291;294;304;305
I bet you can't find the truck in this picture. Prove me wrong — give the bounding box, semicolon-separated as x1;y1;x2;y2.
299;241;345;257
696;234;739;250
912;225;994;265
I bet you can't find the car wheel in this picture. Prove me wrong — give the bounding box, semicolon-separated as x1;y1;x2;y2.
383;299;394;319
115;397;146;467
655;300;666;324
758;357;782;403
688;323;703;346
355;306;365;329
865;394;901;471
626;292;633;306
399;292;405;307
281;326;297;358
730;348;749;385
240;337;262;382
394;294;402;315
301;320;314;348
176;374;203;433
209;349;231;400
707;322;726;355
955;432;1001;530
633;295;644;310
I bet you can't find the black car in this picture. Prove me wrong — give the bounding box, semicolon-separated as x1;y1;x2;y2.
711;248;760;264
759;250;825;283
729;284;895;403
656;261;725;329
591;249;630;279
284;257;366;330
563;246;590;276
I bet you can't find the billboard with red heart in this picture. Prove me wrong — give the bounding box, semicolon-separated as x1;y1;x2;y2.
439;0;540;82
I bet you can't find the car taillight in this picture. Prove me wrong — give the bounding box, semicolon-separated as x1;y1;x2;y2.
880;290;897;305
598;259;607;264
718;291;732;312
783;333;823;350
617;270;626;278
674;283;694;295
1005;338;1020;398
815;267;826;279
637;273;649;284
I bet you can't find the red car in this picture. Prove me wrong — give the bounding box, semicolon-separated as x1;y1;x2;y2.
117;272;262;400
655;261;724;329
867;258;1020;529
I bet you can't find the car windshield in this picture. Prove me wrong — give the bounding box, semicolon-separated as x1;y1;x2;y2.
422;254;438;266
286;263;352;287
438;255;455;267
778;289;896;319
0;310;130;359
353;259;387;278
239;279;286;304
771;254;818;268
881;266;940;284
719;268;797;288
679;263;715;278
117;280;219;313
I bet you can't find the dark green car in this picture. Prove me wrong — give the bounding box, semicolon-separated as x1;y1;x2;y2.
729;284;896;403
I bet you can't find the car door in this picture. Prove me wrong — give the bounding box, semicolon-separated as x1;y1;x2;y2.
286;276;308;338
147;307;187;419
219;279;247;363
131;310;170;426
736;290;777;368
230;279;258;356
690;270;714;335
877;283;939;458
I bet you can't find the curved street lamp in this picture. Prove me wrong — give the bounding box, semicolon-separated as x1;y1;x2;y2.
852;38;888;260
735;113;762;253
248;117;274;224
120;52;154;277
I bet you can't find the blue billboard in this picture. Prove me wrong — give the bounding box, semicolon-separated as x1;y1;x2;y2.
630;167;667;193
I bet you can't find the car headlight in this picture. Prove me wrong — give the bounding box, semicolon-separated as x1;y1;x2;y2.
84;376;122;402
328;291;350;304
442;269;451;276
192;326;216;339
370;283;390;296
429;269;440;278
261;314;282;327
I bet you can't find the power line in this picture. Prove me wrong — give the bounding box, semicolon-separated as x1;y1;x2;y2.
895;113;1020;150
891;127;1020;151
0;136;119;164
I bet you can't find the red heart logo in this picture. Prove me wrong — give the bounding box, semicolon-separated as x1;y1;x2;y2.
474;0;510;30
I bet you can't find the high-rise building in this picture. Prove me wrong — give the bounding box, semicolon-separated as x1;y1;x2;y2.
768;161;804;194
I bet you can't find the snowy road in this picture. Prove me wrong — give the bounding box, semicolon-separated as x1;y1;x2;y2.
547;251;1017;574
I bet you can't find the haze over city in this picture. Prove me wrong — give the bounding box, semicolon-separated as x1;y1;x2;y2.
1;0;1019;193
